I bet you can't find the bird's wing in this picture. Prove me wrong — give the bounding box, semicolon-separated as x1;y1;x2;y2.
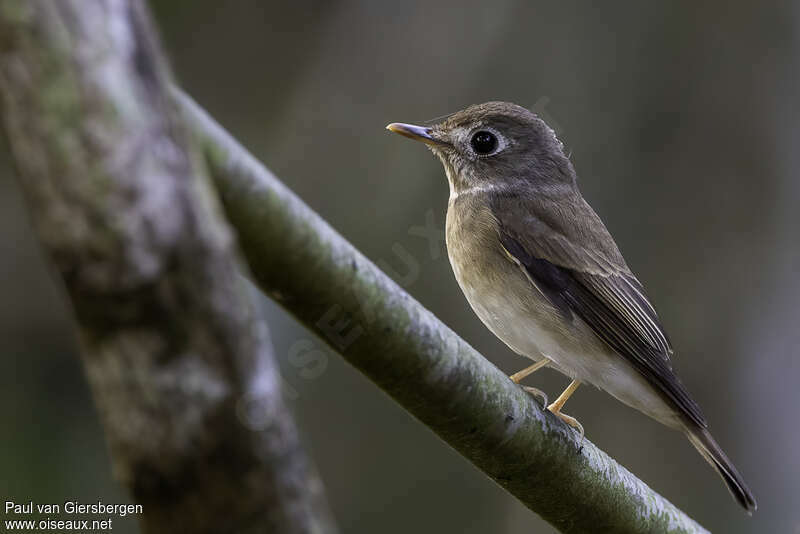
492;194;706;428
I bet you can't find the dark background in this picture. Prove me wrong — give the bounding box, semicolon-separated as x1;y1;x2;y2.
2;1;798;533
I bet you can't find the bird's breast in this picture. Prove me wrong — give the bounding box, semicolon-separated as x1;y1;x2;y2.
445;199;570;360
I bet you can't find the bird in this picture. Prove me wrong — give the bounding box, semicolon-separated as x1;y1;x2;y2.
386;101;756;512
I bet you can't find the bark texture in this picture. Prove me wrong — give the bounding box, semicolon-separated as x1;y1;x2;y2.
0;2;336;533
176;89;711;534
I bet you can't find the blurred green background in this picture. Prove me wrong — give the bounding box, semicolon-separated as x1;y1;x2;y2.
2;1;798;533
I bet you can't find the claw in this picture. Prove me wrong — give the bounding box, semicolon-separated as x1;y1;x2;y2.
548;409;585;443
522;386;548;410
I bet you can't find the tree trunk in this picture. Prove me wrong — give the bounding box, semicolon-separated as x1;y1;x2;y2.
0;2;336;533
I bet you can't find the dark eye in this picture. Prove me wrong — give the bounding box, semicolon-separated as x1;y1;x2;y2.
470;130;498;155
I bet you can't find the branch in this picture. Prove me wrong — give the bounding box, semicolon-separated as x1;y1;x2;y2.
175;89;710;534
0;2;336;533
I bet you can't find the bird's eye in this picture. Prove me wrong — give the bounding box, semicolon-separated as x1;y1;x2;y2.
470;130;498;155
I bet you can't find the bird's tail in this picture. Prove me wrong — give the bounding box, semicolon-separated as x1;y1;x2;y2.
685;425;757;513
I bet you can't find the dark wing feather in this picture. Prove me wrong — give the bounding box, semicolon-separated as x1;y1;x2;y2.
493;194;706;428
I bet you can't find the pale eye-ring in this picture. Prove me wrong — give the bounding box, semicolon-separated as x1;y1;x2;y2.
470;130;498;155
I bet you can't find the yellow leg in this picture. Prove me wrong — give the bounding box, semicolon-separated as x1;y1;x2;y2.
509;359;549;383
547;380;584;440
509;360;550;408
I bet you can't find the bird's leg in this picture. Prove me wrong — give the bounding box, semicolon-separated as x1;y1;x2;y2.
547;380;584;440
509;360;549;408
509;359;549;383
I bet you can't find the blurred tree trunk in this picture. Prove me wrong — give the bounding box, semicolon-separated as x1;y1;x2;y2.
0;1;336;533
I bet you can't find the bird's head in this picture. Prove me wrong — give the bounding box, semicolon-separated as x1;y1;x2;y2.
387;101;575;198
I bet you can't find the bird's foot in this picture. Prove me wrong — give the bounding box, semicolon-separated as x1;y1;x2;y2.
547;379;584;442
521;386;548;410
547;405;585;443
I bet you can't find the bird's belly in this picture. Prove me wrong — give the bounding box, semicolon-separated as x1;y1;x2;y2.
453;256;595;372
449;246;678;426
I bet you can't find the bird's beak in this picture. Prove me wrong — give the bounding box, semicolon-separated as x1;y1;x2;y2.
386;122;446;146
